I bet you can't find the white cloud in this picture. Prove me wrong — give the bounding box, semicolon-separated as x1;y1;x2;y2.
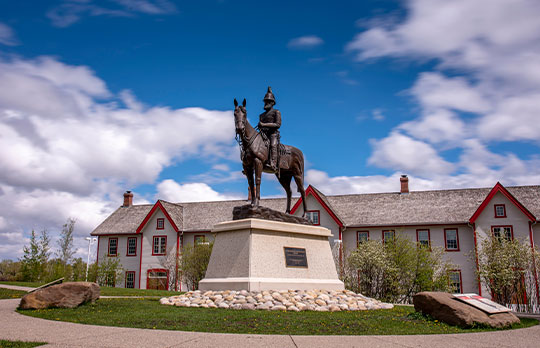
368;132;454;176
0;22;18;46
0;55;237;259
372;109;385;121
47;0;177;27
399;108;467;145
288;35;324;49
156;179;242;202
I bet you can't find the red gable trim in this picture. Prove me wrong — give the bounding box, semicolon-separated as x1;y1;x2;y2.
136;200;180;234
469;182;536;223
290;185;343;228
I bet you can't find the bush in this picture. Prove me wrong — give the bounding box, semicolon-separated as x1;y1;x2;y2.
345;234;454;303
94;257;124;287
179;242;213;290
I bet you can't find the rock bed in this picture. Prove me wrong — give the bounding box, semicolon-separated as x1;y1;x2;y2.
160;289;393;312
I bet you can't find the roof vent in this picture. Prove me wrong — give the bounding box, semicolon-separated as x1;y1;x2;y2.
400;175;409;194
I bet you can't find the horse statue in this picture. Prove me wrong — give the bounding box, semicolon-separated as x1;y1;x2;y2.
234;98;308;216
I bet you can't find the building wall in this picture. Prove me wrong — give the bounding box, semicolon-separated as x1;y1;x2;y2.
342;224;477;294
139;209;179;290
97;235;140;288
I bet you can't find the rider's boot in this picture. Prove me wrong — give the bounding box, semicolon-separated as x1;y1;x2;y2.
270;143;278;171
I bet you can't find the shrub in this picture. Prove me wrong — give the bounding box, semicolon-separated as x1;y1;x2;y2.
179;242;213;290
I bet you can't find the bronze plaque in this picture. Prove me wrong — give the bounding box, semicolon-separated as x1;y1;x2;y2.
284;247;308;268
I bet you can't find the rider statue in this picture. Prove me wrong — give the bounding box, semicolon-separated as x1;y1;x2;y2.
258;87;281;171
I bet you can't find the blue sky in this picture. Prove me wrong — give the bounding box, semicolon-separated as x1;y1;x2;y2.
1;0;540;260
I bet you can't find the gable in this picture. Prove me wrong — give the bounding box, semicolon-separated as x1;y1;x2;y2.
136;200;181;234
291;185;344;228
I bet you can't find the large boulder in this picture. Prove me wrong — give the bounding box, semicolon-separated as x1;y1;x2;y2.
19;282;100;310
413;291;520;328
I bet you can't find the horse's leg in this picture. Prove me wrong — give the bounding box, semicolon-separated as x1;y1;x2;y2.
245;164;256;206
278;173;292;213
293;174;307;217
254;158;263;206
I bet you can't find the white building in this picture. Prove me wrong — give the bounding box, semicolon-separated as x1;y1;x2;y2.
90;177;540;301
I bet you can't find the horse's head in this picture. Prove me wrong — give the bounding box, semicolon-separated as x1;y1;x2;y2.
233;98;247;134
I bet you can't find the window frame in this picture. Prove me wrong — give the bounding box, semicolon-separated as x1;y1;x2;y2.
108;237;118;257
491;225;514;241
416;229;431;249
194;235;206;245
126;237;137;256
357;231;369;247
305;210;320;225
152;235;167;256
448;270;463;294
494;204;507;218
444;228;460;251
146;268;169;290
125;271;135;288
156;218;165;230
382;230;395;244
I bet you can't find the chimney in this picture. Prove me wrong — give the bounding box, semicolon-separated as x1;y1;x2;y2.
123;191;133;207
400;175;409;194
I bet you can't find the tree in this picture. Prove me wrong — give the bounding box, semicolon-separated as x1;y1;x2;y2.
159;249;181;290
475;233;540;309
179;241;213;291
95;257;124;287
0;259;22;281
57;218;76;276
20;229;51;282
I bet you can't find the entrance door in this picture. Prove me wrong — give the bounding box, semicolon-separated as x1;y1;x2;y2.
147;269;169;290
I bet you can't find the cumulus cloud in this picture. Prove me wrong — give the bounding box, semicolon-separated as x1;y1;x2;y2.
156;179;242;202
0;22;18;46
0;55;235;259
288;35;324;49
47;0;177;27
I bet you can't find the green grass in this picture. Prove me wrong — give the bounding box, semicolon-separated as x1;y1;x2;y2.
0;340;46;348
98;287;181;297
0;288;28;299
17;298;538;335
0;281;43;288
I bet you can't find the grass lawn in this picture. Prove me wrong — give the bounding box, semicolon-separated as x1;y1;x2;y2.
99;287;181;297
0;288;27;299
0;340;46;348
18;298;538;335
0;281;42;288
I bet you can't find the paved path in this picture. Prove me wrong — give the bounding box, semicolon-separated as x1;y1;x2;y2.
0;284;35;291
1;299;540;348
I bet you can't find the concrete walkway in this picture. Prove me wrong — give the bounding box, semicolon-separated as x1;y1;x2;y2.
1;298;540;348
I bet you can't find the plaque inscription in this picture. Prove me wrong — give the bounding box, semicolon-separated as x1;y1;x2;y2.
284;247;308;268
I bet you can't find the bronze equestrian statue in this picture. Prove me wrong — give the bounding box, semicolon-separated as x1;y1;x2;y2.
234;93;308;216
259;87;281;172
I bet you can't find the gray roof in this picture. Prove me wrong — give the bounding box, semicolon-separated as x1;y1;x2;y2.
91;185;540;235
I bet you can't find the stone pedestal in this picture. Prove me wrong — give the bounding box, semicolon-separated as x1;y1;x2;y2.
199;218;344;291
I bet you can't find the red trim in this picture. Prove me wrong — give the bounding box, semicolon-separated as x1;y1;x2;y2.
357;230;369;247
416;229;431;249
348;223;468;228
156;218;165;230
491;225;514;240
108;237;118;257
126;237;137;256
472;223;482;296
136;200;180;234
125;271;135;288
494;204;507;218
96;236;100;266
470;182;535;223
182;230;211;233
138;235;143;289
194;235;206;244
152;235;167;256
290;185;344;228
306;210;321;226
529;222;540;302
146;268;169;290
382;230;395;244
449;269;463;294
444;228;460;251
91;233;138;236
175;233;180;291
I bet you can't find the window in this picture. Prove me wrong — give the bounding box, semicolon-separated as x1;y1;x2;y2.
494;204;506;218
417;229;430;248
357;231;369;246
156;218;164;230
444;229;459;251
125;271;135;288
108;238;118;256
152;236;167;255
492;226;513;241
127;237;137;256
194;235;206;245
449;270;462;293
305;211;320;225
382;230;395;244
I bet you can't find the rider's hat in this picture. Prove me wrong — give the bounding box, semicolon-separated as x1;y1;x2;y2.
263;86;276;103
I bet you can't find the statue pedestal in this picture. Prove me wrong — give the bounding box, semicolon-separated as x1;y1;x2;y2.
199;218;345;291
